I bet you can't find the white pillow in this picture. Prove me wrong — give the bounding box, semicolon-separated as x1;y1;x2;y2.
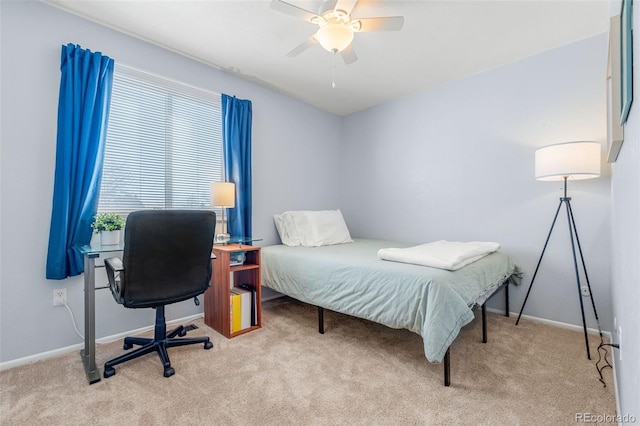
273;213;300;246
276;210;353;247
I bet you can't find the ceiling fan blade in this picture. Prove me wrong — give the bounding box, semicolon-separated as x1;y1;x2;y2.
270;0;319;23
340;44;358;64
355;16;404;32
286;36;318;57
317;0;338;14
335;0;358;15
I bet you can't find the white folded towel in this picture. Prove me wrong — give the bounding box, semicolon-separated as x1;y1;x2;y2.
377;240;500;271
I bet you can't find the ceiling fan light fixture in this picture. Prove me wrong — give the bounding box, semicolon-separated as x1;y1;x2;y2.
315;23;354;53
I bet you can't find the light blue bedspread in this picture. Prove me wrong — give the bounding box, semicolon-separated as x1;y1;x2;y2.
261;239;522;363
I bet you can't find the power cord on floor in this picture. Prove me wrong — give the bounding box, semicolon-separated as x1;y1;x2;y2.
590;314;621;388
63;302;85;340
61;303;112;345
595;338;620;388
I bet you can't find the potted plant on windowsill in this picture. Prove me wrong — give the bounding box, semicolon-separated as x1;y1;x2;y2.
91;212;125;245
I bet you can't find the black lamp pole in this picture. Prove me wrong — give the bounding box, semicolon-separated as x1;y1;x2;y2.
516;176;601;360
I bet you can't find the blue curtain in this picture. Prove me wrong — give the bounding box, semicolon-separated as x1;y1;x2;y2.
222;94;253;238
46;44;114;279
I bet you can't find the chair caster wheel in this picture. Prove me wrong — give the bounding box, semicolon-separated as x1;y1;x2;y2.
104;367;116;378
123;342;133;350
164;367;175;378
178;330;187;337
204;341;213;350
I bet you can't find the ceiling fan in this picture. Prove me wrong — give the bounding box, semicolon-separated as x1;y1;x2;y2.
270;0;404;65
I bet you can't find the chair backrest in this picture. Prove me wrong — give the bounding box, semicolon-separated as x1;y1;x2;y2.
120;210;216;309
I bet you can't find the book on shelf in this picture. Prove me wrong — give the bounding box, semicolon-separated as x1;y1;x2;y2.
231;287;252;330
238;284;257;326
230;291;242;333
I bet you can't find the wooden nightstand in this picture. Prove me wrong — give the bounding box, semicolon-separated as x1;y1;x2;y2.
204;244;261;338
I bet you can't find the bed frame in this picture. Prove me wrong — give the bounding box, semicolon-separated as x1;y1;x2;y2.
315;280;510;386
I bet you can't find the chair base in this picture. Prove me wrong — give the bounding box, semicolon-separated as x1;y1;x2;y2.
104;306;213;378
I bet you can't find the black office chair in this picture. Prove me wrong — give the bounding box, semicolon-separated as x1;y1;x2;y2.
103;210;216;378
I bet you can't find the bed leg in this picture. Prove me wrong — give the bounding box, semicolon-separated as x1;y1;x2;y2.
482;303;487;343
505;283;510;317
444;348;451;387
318;306;324;334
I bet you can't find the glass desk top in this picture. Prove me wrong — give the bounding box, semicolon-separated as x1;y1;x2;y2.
79;236;259;254
78;242;124;255
215;237;262;246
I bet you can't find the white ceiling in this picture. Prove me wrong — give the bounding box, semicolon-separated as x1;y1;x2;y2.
44;0;610;116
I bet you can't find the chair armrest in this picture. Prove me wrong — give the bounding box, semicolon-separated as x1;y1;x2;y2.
105;257;125;303
105;257;124;272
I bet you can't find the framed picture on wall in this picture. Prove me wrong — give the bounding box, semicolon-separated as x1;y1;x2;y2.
607;15;624;162
620;0;633;125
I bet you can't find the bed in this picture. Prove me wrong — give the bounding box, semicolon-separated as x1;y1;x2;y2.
261;238;522;386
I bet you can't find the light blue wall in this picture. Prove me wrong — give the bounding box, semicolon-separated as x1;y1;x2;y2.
340;34;613;332
0;1;342;362
610;3;640;420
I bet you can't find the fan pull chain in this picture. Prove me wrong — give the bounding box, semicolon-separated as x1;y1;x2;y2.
331;50;337;89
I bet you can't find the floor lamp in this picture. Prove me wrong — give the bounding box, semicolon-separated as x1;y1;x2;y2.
515;141;602;360
210;182;235;243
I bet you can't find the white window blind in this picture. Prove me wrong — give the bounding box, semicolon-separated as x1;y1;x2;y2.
98;64;222;215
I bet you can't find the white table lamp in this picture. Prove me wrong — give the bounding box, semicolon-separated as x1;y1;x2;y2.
210;182;235;243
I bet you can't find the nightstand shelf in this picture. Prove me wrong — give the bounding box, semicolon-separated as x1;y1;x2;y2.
204;244;261;338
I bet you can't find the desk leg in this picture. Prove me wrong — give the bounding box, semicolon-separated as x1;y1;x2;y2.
81;253;101;384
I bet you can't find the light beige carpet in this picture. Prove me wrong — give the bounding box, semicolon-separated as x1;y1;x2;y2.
0;297;615;425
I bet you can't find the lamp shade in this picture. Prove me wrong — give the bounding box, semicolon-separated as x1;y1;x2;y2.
210;182;235;207
315;24;354;52
535;141;601;181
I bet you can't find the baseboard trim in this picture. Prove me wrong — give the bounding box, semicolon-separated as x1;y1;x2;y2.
485;307;612;339
1;307;617;386
611;349;621;421
0;313;204;372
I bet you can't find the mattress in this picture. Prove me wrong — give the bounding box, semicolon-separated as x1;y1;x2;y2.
261;239;522;363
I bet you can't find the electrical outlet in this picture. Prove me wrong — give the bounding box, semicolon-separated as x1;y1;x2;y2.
581;286;590;297
53;288;67;306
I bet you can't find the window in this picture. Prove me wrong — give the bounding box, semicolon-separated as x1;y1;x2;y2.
98;65;222;216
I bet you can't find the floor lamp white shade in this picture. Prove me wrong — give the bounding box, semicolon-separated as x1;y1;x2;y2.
535;141;601;181
210;182;235;241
